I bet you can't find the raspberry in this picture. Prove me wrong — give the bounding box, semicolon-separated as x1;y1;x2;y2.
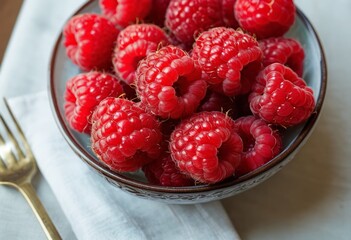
165;0;223;46
235;116;282;175
146;0;171;27
63;13;119;71
170;111;243;183
143;155;194;187
99;0;152;28
113;24;170;85
64;72;124;133
259;37;305;77
91;97;162;172
136;45;207;119
234;0;296;39
209;59;263;96
249;63;315;127
221;0;239;28
192;27;262;96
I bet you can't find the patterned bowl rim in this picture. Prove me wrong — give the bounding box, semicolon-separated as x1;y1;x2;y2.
48;0;327;194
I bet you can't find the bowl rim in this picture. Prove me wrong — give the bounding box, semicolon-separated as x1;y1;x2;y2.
48;1;327;194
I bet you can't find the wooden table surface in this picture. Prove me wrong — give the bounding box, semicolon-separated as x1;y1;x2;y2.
0;0;22;64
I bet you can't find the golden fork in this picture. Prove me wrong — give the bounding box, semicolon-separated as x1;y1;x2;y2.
0;100;61;240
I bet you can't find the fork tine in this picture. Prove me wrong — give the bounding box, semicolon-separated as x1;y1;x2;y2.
3;99;32;159
0;113;25;160
0;128;18;167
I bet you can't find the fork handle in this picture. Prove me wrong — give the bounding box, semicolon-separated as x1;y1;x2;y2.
18;182;62;240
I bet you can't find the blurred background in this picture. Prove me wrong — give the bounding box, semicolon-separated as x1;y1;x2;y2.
0;0;23;65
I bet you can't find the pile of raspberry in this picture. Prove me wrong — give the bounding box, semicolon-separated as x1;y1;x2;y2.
63;0;315;186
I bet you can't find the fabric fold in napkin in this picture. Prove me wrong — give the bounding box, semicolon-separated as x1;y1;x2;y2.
8;91;240;240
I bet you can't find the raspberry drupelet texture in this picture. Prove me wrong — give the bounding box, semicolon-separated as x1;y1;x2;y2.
143;155;195;187
249;63;315;127
234;0;296;39
91;97;162;172
259;37;305;77
113;24;170;85
192;27;262;96
63;13;119;71
99;0;152;28
136;45;207;119
170;111;243;183
165;0;224;46
209;59;263;96
64;71;124;134
235;116;282;175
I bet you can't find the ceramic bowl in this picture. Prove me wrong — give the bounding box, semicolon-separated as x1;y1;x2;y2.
49;0;327;204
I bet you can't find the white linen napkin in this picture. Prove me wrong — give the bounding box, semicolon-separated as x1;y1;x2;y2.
7;91;240;240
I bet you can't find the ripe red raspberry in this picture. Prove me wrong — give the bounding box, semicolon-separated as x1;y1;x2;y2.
234;0;296;39
221;0;239;28
192;27;262;96
91;97;162;172
259;37;305;77
146;0;171;27
235;116;282;175
99;0;152;28
249;63;315;127
209;59;263;96
136;45;207;119
63;13;119;71
143;155;194;187
165;0;223;46
170;111;243;183
113;24;170;85
64;71;124;133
